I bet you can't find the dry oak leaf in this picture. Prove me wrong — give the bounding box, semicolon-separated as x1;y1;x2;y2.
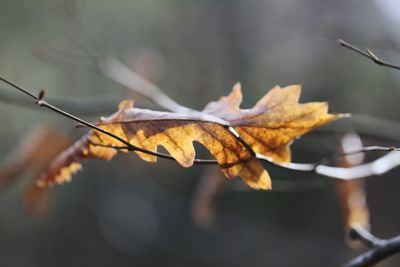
38;84;339;190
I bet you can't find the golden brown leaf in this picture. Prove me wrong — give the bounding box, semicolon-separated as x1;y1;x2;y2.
39;84;338;190
103;105;270;189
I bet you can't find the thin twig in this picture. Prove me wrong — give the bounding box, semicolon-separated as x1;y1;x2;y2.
256;147;400;180
342;226;400;267
338;39;400;70
4;76;400;180
34;42;400;142
88;130;400;179
0;76;198;162
0;87;118;115
40;44;400;179
86;140;222;166
0;76;254;168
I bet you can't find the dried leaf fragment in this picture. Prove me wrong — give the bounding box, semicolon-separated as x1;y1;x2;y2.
37;132;116;187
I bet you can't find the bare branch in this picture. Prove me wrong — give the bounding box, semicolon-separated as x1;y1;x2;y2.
0;76;194;163
21;44;400;142
88;127;400;181
0;87;119;115
254;145;400;181
0;76;259;169
35;45;400;180
338;39;400;71
3;76;400;181
312;150;400;180
342;226;400;267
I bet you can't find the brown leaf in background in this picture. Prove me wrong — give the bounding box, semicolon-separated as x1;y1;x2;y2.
336;179;369;230
335;133;369;244
22;176;53;217
191;166;226;230
38;84;338;190
0;127;70;188
0;126;71;215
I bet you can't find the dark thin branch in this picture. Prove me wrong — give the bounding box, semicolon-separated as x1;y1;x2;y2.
4;76;400;181
35;42;400;142
0;76;254;168
338;39;400;70
27;9;400;264
36;47;400;179
0;77;38;99
37;100;175;160
342;226;400;267
87;140;221;166
0;87;118;115
88;129;400;179
0;76;200;162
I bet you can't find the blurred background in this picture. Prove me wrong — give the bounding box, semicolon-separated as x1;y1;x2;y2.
1;0;400;266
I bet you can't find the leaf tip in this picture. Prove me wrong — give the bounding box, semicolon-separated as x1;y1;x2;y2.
243;169;272;190
230;82;243;102
232;82;241;91
118;100;134;111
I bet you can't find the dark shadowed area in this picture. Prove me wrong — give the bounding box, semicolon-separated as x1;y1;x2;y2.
1;0;400;266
